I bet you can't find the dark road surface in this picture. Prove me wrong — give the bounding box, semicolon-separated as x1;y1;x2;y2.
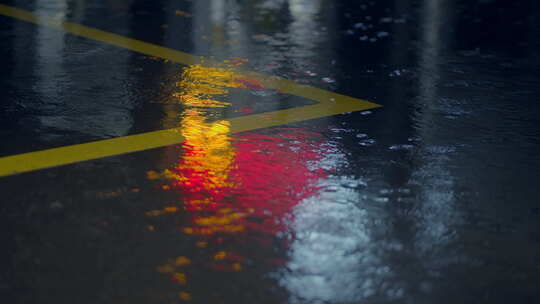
1;0;540;303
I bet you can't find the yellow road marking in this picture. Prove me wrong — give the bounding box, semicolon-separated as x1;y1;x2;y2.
0;5;381;177
0;129;184;177
0;4;376;106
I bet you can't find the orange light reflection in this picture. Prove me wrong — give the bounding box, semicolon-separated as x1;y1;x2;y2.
149;61;327;301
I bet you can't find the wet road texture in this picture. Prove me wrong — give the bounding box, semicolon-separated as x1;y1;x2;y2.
1;0;540;303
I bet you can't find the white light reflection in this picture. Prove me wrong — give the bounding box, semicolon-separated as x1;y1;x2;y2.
287;0;326;72
280;144;395;303
35;0;68;105
414;0;462;267
33;0;135;138
289;0;322;22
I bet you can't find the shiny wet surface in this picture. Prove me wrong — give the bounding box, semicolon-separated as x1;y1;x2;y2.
2;0;540;303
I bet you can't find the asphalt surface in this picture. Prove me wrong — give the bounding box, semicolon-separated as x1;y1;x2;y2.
1;0;540;303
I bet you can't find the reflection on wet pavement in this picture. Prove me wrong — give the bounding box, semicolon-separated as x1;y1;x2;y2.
146;62;331;302
2;0;540;304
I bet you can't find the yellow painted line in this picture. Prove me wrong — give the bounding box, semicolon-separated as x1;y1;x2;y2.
0;129;184;177
0;4;203;65
0;4;381;177
0;4;376;106
229;102;376;134
0;102;375;177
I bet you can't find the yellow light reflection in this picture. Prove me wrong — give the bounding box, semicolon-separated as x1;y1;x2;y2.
152;61;251;301
173;63;249;108
175;109;236;193
146;57;330;302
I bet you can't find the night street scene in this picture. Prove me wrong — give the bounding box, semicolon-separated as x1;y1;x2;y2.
1;0;540;303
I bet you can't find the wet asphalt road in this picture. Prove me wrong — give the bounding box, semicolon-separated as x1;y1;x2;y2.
1;0;540;303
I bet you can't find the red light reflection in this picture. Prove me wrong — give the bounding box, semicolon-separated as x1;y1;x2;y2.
148;61;328;301
175;128;327;236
